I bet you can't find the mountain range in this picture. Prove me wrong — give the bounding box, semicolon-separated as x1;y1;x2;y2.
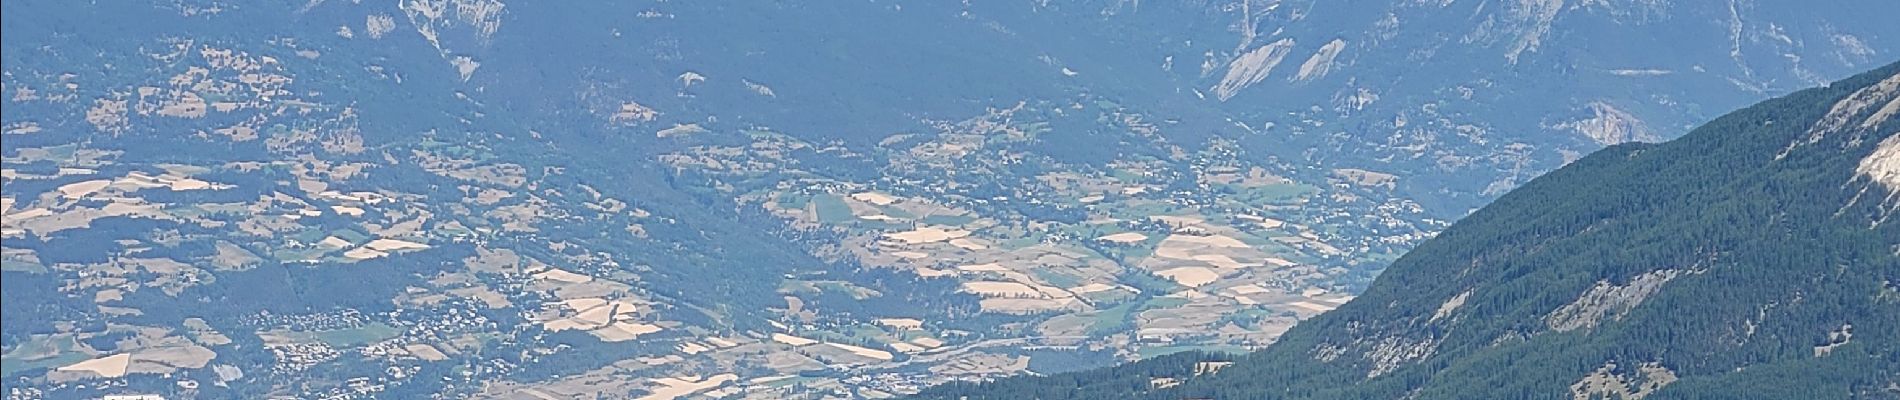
2;1;1896;398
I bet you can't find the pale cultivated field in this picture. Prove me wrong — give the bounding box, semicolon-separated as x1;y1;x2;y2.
827;342;893;360
961;281;1041;297
1162;233;1249;248
676;342;710;354
126;343;216;375
1190;254;1247;269
56;353;130;378
909;337;945;349
928;353;1030;376
591;322;663;342
1333;168;1398;187
210;241;262;270
406;344;450;361
655;123;707;138
980;297;1083;314
849;192;898;205
637;374;737;400
365;238;429;251
447;286;514;308
1097;232;1149;243
612;101;657;124
182;318;232;346
9;201;174;236
318;236;354;248
1284;301;1339;314
955;263;1009;273
341;247;387;260
884;227;969;244
94;289;123;303
1149;214;1206;226
542;298;651;338
57;180;112;198
533;268;592;283
1068;282;1118;295
1225;284;1270;295
1157;266;1221;287
522;268;666;342
1037;314;1096;336
329;205;365;216
770;333;818;347
875;318;923;330
948;237;989;250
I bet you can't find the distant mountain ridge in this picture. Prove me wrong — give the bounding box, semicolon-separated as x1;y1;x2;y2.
914;61;1900;399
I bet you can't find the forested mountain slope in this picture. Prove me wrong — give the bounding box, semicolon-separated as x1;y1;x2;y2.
915;61;1900;399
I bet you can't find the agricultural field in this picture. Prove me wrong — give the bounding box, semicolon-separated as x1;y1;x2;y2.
13;0;1877;397
0;58;1431;397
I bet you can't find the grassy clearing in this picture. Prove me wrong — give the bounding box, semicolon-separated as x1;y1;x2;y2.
1231;183;1317;205
329;228;371;244
1109;168;1146;184
997;236;1043;250
0;258;47;273
1107;243;1159;266
1087;301;1138;337
1033;269;1082;288
1219;308;1279;326
1136;344;1248;360
283;323;402;347
920;213;976;226
435;221;475;238
1019;121;1053;136
1140;297;1191;310
1117;201;1177;216
875;204;918;219
813;194;854;224
290;229;329;244
39;144;79;161
1120;271;1182;295
272;247;331;263
765;376;821;388
775;193;810;210
0;336;86;378
857;220;909;231
1080;289;1135;305
785;280;881;300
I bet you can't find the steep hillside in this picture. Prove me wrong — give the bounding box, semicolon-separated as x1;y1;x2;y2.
915;62;1900;399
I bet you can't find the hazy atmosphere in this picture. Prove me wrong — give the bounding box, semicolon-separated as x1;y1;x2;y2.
2;1;1896;399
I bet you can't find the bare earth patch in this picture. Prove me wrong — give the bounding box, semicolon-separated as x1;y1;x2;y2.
637;374;737;400
1097;232;1149;243
56;353;131;378
405;343;449;361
